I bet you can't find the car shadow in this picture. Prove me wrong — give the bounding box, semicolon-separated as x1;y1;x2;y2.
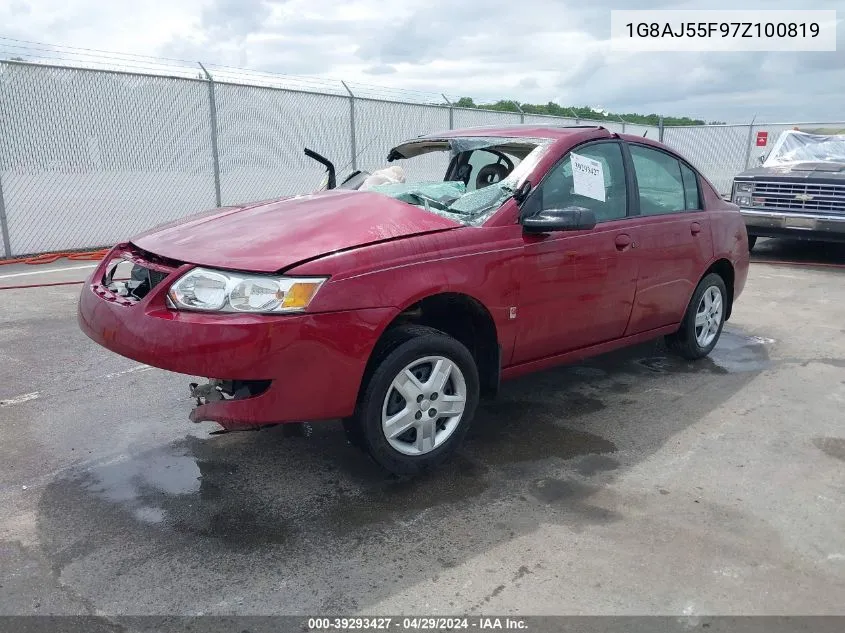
35;328;772;613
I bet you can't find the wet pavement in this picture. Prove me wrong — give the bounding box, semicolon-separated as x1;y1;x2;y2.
1;238;845;618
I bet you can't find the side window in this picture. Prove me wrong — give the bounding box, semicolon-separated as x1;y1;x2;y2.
629;145;686;215
680;163;701;210
537;142;627;222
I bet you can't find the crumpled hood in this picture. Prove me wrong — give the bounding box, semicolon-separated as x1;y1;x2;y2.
131;190;461;273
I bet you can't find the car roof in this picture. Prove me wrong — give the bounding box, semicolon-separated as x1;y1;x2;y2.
410;125;671;148
415;124;611;140
391;125;682;162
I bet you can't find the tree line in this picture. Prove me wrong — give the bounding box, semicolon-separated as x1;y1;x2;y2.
452;97;725;126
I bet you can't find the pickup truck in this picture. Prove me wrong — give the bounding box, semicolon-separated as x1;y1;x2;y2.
732;129;845;250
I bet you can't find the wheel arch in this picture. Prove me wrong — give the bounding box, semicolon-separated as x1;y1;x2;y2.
702;258;735;320
359;292;501;403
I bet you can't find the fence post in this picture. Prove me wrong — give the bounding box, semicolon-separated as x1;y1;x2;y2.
341;81;357;171
742;116;757;170
512;101;525;124
198;63;222;207
0;63;10;257
0;172;9;258
442;94;454;130
658;116;664;142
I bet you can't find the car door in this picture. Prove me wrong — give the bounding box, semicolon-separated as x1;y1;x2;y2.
623;143;714;335
512;140;639;364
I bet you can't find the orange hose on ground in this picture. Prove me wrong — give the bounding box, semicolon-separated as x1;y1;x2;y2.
0;249;111;265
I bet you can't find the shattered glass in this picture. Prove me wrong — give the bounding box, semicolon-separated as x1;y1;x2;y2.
371;138;554;225
763;130;845;167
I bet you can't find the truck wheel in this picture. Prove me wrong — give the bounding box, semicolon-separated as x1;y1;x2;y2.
748;235;757;251
666;273;727;360
348;325;479;476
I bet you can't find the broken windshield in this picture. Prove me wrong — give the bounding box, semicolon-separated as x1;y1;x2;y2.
365;138;552;225
764;130;845;167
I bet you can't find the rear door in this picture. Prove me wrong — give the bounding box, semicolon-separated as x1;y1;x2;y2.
623;143;714;335
512;140;639;363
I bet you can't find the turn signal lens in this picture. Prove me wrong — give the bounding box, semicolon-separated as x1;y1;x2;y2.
282;282;322;309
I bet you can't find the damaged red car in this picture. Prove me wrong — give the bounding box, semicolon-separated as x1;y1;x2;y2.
78;125;750;475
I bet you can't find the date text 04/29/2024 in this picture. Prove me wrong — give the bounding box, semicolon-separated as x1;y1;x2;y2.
306;617;528;630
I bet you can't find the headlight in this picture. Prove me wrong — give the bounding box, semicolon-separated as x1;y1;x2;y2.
735;182;754;194
168;267;327;314
735;195;751;206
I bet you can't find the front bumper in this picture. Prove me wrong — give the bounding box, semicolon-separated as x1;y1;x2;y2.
77;246;397;429
741;209;845;242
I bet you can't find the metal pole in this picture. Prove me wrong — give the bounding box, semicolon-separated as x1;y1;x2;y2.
198;63;222;207
442;94;453;130
512;101;524;124
617;116;628;133
0;173;10;258
658;116;664;142
341;81;357;170
743;115;758;170
0;63;10;257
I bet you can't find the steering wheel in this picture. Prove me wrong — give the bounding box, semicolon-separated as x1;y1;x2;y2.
475;154;514;189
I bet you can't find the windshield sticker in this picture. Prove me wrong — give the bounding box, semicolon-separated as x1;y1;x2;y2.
571;152;606;202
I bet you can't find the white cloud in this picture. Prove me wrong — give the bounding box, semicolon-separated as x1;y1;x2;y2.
1;0;843;122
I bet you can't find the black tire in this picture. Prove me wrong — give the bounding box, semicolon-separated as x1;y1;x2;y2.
665;273;728;361
748;234;757;252
345;324;480;476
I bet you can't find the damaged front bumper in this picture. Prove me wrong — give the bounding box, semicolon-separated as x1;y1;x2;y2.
78;245;398;431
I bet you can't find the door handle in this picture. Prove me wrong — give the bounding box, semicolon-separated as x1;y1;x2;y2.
691;222;702;235
614;233;633;251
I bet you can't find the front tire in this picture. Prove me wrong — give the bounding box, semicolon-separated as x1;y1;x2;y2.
666;273;727;360
748;234;757;252
347;325;480;476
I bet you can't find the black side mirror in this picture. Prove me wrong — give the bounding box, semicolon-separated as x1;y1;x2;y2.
522;206;597;233
512;180;532;203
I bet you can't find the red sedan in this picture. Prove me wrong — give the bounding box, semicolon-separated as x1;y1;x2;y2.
78;125;750;475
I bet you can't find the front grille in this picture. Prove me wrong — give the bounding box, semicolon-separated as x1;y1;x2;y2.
749;181;845;215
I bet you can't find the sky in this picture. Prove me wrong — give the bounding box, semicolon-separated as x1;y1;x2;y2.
0;0;843;123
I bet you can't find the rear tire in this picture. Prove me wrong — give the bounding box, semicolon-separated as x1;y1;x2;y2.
747;234;757;252
346;325;480;476
666;273;727;360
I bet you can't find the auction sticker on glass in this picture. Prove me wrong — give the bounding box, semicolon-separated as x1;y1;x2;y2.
610;10;837;51
571;152;606;202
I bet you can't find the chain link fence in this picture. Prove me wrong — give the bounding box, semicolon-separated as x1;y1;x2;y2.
1;59;842;258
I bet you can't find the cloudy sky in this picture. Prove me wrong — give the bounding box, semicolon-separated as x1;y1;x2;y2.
1;0;842;122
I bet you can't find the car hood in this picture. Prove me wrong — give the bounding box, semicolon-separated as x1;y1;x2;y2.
131;190;461;273
736;162;845;181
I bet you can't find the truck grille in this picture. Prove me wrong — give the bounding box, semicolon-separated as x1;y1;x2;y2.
749;181;845;215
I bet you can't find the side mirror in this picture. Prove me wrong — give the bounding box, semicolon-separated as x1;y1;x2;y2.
522;206;597;233
512;180;532;203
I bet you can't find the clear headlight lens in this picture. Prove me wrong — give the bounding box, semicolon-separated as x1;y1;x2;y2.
735;182;755;194
735;195;751;206
168;267;327;313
